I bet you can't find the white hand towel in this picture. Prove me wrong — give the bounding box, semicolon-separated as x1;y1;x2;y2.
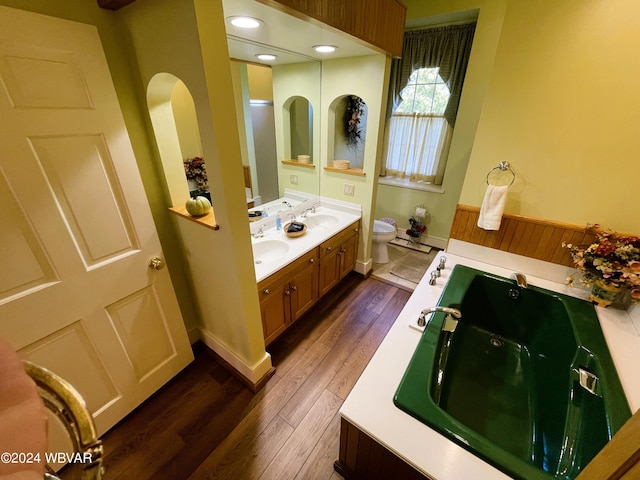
477;184;509;231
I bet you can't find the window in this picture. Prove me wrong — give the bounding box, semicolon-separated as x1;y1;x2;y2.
383;67;453;186
395;68;450;115
382;23;476;187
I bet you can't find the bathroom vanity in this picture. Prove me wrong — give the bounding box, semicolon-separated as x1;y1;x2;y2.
251;199;361;345
336;240;640;480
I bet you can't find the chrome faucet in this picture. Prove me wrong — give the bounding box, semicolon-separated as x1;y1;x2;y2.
511;272;528;288
282;201;293;208
253;227;264;238
417;306;462;327
301;205;316;218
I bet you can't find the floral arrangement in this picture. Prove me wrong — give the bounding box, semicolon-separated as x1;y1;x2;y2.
564;224;640;302
407;216;426;239
344;95;365;146
183;157;208;190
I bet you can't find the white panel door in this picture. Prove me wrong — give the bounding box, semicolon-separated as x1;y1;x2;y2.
0;6;193;434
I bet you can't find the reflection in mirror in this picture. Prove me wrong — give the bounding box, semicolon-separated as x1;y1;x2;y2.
250;98;278;205
332;95;367;170
286;96;313;163
231;58;321;214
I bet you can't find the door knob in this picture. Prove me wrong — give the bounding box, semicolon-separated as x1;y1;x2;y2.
148;257;165;270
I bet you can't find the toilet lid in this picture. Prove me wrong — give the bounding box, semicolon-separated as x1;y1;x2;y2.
373;219;396;234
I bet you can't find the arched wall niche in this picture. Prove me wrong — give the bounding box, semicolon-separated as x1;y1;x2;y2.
282;95;313;163
147;72;205;207
328;94;368;170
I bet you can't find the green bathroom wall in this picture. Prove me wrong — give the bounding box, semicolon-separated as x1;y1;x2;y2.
375;0;508;244
272;61;322;197
320;54;391;269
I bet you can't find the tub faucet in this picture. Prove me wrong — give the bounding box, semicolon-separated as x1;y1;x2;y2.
417;306;462;327
511;272;528;288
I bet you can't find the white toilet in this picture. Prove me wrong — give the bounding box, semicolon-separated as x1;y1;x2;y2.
372;219;397;263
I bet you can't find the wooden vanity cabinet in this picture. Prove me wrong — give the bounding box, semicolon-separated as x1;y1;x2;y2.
258;220;360;345
318;220;360;297
258;249;318;345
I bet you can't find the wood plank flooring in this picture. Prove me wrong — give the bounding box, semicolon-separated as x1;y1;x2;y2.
98;273;411;480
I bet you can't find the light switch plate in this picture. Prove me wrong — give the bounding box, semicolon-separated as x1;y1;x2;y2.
290;174;298;185
344;183;355;196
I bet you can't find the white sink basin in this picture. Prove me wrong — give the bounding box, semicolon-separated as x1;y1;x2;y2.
304;214;339;230
252;240;290;264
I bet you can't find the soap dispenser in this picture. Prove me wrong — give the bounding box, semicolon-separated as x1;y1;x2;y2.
275;212;282;231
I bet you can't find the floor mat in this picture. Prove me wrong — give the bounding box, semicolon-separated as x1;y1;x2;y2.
371;244;438;291
389;253;431;284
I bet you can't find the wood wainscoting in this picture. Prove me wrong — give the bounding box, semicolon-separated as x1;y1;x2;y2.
449;205;595;266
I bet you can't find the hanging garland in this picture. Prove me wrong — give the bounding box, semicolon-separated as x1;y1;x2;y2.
344;95;365;146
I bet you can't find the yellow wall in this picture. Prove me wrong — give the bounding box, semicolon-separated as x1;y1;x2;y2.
119;0;270;377
392;0;640;239
247;64;273;101
171;80;203;160
459;0;640;233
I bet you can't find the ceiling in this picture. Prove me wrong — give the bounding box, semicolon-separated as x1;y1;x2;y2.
97;0;380;65
221;0;379;65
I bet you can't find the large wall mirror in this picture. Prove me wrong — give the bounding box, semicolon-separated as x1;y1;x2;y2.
221;0;380;218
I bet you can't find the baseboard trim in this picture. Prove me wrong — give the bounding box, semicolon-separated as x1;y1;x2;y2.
198;327;274;392
355;258;372;277
395;227;447;250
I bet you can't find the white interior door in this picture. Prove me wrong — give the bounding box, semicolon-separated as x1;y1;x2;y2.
0;6;193;435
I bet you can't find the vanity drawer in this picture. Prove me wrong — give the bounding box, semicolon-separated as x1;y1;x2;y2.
257;249;318;301
319;221;360;259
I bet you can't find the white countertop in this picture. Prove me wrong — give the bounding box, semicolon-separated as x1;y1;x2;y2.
340;240;640;479
251;201;361;283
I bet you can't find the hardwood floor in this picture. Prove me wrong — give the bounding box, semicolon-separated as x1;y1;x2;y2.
98;273;411;480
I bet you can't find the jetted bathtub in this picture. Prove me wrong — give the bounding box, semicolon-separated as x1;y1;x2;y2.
394;265;631;480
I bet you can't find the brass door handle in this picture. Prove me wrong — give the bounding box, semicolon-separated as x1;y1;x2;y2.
148;257;165;270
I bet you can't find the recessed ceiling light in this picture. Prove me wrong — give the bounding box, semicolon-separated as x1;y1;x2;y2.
313;45;338;53
228;16;262;29
256;54;277;61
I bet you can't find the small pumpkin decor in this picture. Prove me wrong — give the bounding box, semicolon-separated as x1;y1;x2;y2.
185;195;211;217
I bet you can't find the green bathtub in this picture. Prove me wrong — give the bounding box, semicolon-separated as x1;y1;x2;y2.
394;265;631;480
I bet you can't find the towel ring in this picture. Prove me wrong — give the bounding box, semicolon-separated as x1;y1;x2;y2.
486;161;515;187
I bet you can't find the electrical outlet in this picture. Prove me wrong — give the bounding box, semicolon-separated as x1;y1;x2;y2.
290;174;298;185
344;183;355;196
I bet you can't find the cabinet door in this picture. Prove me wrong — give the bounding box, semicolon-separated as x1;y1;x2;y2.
319;246;341;297
339;231;358;280
290;256;318;322
259;281;290;345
